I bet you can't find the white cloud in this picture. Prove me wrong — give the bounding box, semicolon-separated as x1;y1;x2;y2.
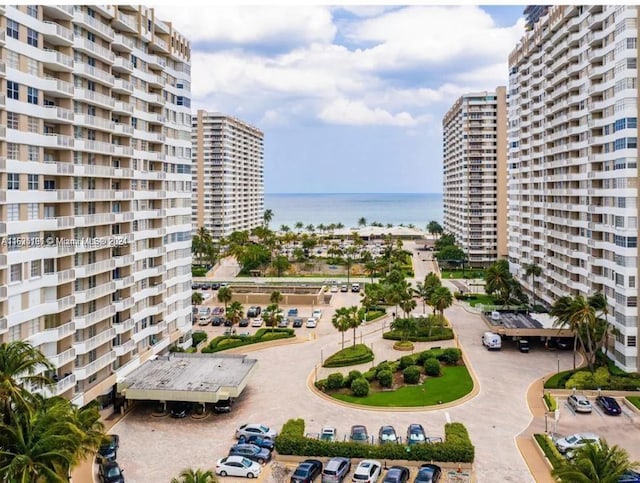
151;5;336;45
318;98;424;127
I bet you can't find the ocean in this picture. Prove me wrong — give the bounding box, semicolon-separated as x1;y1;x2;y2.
264;193;443;231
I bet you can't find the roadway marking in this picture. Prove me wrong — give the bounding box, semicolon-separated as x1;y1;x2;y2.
445;412;451;424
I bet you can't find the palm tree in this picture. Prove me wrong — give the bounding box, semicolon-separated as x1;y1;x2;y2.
524;263;543;308
347;306;363;347
225;301;244;330
171;468;218;483
344;246;358;285
485;259;514;305
294;221;304;232
391;317;417;343
262;304;283;330
268;291;284;331
426;221;443;239
399;297;417;318
552;439;639;483
358;217;367;227
305;224;315;233
263;209;274;228
217;286;233;312
192;292;204;306
415;274;441;314
0;341;53;423
280;224;290;233
331;307;351;350
431;286;453;331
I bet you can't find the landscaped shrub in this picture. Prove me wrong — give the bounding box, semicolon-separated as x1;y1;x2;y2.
351;377;370;397
398;355;416;370
593;366;610;387
375;362;391;377
274;419;474;463
439;348;462;365
363;370;376;382
326;373;345;390
533;434;564;469
378;370;393;388
315;379;328;391
564;370;595;390
403;365;421;384
323;344;374;368
383;328;454;343
416;349;443;365
424;358;442;377
192;331;208;347
344;370;362;387
201;328;294;353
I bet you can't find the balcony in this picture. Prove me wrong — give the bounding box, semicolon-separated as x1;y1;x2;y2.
74;327;117;354
114;12;138;33
42;21;74;45
74;62;115;86
113;296;135;312
76;38;115;64
75;305;117;330
113;339;135;357
113;78;133;94
114;123;134;136
41;49;73;71
113;56;134;74
114;318;135;335
74;139;115;155
74;351;116;380
0;60;6;77
0;93;4;107
74;281;116;304
74;114;114;131
147;54;166;70
44;373;76;397
75;258;116;278
75;88;115;109
28;321;76;346
114;275;135;290
113;33;134;52
73;11;115;40
50;348;76;368
43;105;74;123
113;145;134;157
57;295;75;312
113;101;134;115
0;317;6;334
42;4;74;20
150;36;169;54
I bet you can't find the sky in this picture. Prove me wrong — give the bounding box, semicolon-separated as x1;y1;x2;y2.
152;3;527;194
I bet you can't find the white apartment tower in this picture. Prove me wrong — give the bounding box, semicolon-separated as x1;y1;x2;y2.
442;88;508;267
192;111;264;239
0;5;194;407
508;5;639;371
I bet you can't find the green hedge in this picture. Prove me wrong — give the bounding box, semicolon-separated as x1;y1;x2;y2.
323;344;374;368
202;328;294;353
275;419;474;463
545;367;640;391
192;331;208;347
192;266;208;277
383;328;454;342
533;434;564;469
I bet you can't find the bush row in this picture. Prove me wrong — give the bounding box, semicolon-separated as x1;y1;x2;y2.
275;419;474;463
533;434;563;469
383;329;454;343
192;331;208;347
323;344;374;368
201;328;294;353
546;366;640;391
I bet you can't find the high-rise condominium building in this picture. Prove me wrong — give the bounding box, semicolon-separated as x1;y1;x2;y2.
508;5;639;371
0;5;194;407
192;111;264;239
442;88;508;267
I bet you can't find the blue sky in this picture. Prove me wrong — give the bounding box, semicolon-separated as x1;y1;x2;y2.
154;4;526;193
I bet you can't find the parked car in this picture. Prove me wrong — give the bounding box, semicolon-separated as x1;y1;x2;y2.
215;455;262;478
312;309;323;319
98;460;125;483
238;434;274;450
213;307;225;315
555;432;600;454
224;318;233;327
482;332;502;350
97;434;120;462
198;315;211;326
556;338;573;350
595;395;622;416
238;318;249;327
330;285;339;293
212;316;224;326
350;425;368;443
414;464;441;483
352;460;381;483
192;283;202;290
378;426;398;444
213;399;233;413
340;284;349;292
235;423;278;440
517;339;530;353
201;284;211;290
351;283;360;293
306;318;317;328
291;459;323;483
169;402;191;418
320;426;337;442
287;308;299;317
406;424;426;445
383;466;410;483
251;318;263;327
568;394;592;413
293;318;304;328
321;457;351;483
229;443;272;464
247;306;261;317
278;318;289;328
619;470;640;483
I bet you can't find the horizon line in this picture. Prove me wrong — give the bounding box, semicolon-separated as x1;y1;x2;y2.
264;192;444;195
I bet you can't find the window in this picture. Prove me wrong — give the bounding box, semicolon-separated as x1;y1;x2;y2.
7;81;19;100
131;55;137;68
28;203;38;219
28;117;39;133
28;145;39;162
87;31;95;42
87;7;95;18
27;87;39;105
7;173;20;190
27;58;38;76
28;174;39;190
30;260;41;278
7;204;19;222
27;5;38;17
6;51;19;69
629;336;637;347
87;56;96;67
44;179;55;190
10;264;22;283
6;19;19;39
27;28;38;47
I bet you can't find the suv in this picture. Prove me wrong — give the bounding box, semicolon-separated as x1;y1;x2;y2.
351;283;360;293
213;399;233;413
228;443;272;464
517;339;530;353
322;457;351;483
97;434;120;462
555;432;600;454
247;306;261;318
350;425;368;444
568;394;592;413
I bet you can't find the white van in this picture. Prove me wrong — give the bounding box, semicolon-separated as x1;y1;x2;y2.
482;332;502;350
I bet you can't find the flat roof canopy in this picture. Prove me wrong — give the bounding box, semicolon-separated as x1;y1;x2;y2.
483;311;574;338
117;353;258;404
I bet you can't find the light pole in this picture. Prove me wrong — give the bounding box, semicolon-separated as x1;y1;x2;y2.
557;355;560;375
321;349;324;365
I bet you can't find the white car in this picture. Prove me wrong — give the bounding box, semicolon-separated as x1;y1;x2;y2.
235;423;278;440
352;460;382;483
306;318;317;328
330;285;339;293
555;432;600;454
312;309;322;319
251;317;263;327
567;394;592;413
215;455;262;478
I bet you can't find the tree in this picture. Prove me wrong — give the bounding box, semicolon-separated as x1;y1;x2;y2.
524;263;543;308
345;246;358;285
485;259;515;305
399;297;417;318
262;303;283;330
552;439;639;483
263;209;274;228
434;233;456;251
431;286;453;330
435;245;466;268
191;292;204;306
331;307;351;350
271;255;290;277
217;286;233;312
171;468;218;483
358;217;367;227
270;290;283;306
347;306;364;347
426;221;443;239
391;317;417;343
305;224;315;233
294;221;304;232
225;301;244;330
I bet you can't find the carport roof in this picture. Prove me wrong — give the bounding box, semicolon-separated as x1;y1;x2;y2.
118;353;258;403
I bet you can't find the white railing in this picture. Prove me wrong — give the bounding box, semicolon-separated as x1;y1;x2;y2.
75;305;116;329
43;49;73;68
75;62;114;84
113;78;133;92
44;105;74;122
75;114;114;131
46;373;76;396
78;38;114;62
114;100;133;113
114;318;135;334
74;351;116;380
74;327;116;354
75;88;115;107
43;21;74;42
74;11;114;39
114;33;134;49
50;348;76;368
118;13;138;30
113;339;135;357
57;295;75;312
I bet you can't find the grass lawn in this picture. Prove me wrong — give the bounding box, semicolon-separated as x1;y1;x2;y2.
627;396;640;410
332;365;473;407
440;269;485;279
467;294;496;307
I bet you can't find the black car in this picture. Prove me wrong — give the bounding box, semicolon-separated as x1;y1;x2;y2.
556;338;573;350
406;423;426;445
228;443;272;464
517;339;530;353
97;434;120;462
383;466;410;483
596;395;622;416
239;318;250;327
192;283;202;290
238;434;274;450
211;316;223;326
169;402;191;418
414;464;441;483
291;459;323;483
98;460;125;483
201;284;211;290
224;318;233;327
293;318;303;328
213;399;233;414
210;282;221;290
